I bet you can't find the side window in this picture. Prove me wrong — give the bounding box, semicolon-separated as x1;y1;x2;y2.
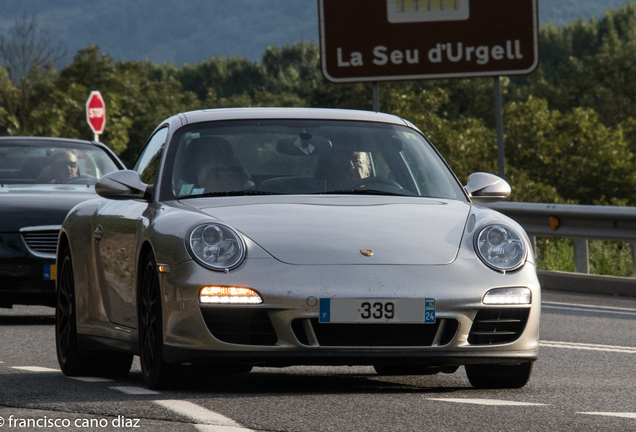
135;128;168;184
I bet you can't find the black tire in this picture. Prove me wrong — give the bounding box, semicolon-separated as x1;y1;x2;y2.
465;363;534;389
56;245;133;377
139;251;174;389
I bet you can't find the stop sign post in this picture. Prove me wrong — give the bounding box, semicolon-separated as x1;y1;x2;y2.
86;91;106;141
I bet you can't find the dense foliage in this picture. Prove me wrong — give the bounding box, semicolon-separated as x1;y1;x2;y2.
2;4;636;275
2;4;636;206
6;2;636;275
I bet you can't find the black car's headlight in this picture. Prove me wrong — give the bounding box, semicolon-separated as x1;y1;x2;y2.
475;224;527;272
188;223;246;271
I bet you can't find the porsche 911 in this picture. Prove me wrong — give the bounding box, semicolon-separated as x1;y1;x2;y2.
56;108;540;389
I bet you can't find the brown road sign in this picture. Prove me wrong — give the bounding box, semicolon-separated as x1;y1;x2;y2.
319;0;539;83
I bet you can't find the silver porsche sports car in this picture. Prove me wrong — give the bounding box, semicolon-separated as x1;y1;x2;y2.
56;108;540;389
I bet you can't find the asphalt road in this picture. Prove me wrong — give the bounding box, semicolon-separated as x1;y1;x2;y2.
2;290;636;432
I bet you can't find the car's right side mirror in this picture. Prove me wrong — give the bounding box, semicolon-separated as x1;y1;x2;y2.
95;170;149;201
464;172;511;203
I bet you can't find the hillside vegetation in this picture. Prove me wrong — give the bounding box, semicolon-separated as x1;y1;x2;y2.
0;0;629;64
2;3;636;274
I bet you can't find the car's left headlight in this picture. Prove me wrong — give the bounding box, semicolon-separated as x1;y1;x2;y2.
475;224;527;272
188;223;246;271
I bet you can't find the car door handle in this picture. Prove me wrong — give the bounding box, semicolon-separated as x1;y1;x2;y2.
94;225;103;241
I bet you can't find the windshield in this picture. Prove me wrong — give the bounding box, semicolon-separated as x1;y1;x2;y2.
162;119;465;201
0;140;120;185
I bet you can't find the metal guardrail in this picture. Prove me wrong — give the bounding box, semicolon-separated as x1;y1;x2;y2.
483;202;636;275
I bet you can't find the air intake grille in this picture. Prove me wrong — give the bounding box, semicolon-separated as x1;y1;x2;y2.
21;230;59;256
200;307;277;346
468;308;530;345
295;318;458;347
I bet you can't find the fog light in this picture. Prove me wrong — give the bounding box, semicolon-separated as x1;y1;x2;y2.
199;286;262;304
483;288;531;305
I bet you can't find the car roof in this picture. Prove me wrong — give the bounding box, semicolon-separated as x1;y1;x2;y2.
0;136;126;169
179;107;408;126
0;136;101;146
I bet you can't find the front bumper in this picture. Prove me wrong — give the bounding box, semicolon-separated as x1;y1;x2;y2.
0;233;56;307
163;346;539;367
156;258;541;366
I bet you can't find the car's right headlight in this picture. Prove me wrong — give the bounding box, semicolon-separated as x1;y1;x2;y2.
188;223;246;271
475;224;527;272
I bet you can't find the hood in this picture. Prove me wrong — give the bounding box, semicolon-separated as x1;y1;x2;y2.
182;197;471;265
0;184;97;232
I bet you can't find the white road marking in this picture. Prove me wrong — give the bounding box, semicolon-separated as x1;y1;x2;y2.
540;341;636;354
154;400;249;429
542;301;636;316
12;366;60;372
579;412;636;419
195;426;255;432
68;377;113;382
110;386;160;395
427;398;546;406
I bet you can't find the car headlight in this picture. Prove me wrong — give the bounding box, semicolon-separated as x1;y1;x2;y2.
188;223;246;271
475;224;527;272
483;287;531;305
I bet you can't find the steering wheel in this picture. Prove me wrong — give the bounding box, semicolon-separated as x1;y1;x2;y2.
62;174;98;185
352;176;403;190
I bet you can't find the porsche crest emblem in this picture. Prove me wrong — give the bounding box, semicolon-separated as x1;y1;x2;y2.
360;249;373;257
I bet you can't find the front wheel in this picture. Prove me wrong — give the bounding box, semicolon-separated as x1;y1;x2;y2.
139;251;175;389
465;363;534;389
56;245;133;377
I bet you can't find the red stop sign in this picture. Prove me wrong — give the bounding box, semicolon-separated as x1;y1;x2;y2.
86;91;106;135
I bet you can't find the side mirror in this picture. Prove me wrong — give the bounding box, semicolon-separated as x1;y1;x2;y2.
464;172;510;203
95;170;149;200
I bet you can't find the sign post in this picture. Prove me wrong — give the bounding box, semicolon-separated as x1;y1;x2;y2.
86;91;106;142
318;0;539;179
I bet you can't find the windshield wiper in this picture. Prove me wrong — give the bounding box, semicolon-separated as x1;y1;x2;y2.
313;189;414;197
180;190;279;199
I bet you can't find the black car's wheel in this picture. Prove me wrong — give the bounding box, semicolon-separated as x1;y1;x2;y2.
465;363;534;389
139;251;174;389
56;245;133;377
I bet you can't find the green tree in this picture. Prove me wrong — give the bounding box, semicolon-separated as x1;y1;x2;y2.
504;97;636;204
0;13;64;135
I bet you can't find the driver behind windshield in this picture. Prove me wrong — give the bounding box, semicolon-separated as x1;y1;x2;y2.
196;153;250;193
325;149;371;190
35;149;79;184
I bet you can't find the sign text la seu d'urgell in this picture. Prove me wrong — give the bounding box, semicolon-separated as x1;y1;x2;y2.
337;40;525;68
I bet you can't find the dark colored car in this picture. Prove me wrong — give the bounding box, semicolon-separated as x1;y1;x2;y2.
0;137;125;308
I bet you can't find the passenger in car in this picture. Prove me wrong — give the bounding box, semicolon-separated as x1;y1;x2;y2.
324;149;371;190
196;152;250;193
35;149;80;184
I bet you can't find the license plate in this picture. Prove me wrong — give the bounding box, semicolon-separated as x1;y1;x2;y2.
43;264;56;281
319;298;435;324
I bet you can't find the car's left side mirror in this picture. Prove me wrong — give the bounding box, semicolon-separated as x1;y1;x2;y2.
464;172;511;203
95;170;149;201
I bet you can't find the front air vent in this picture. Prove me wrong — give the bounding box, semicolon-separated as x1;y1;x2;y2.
200;307;277;346
468;308;530;345
292;318;458;347
20;226;60;258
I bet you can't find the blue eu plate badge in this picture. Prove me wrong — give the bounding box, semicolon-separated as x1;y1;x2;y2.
425;299;435;323
43;264;56;281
